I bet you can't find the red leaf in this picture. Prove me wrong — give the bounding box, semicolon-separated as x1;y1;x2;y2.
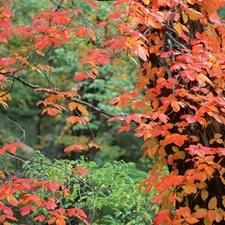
0;215;6;223
64;145;84;152
76;72;86;81
93;22;108;28
0;142;20;155
107;11;127;20
109;97;120;105
2;205;13;215
151;112;169;123
74;167;89;176
20;206;36;216
118;125;130;133
154;210;172;225
68;208;87;218
43;201;57;210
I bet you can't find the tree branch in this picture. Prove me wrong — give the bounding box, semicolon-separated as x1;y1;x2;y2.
7;74;123;118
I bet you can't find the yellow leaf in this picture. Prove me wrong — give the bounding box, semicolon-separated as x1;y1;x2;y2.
175;151;185;159
0;92;11;100
198;73;214;87
0;99;8;109
182;11;188;23
92;67;99;75
204;166;215;176
174;23;183;37
214;133;222;139
3;222;11;225
201;189;208;201
187;0;194;4
222;196;225;208
204;216;212;225
147;144;159;158
37;64;54;72
172;146;179;152
88;31;96;41
78;104;88;116
141;0;150;5
208;197;217;210
215;210;223;222
0;170;5;178
186;8;202;21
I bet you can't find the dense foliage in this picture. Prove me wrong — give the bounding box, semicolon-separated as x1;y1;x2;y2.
2;0;225;224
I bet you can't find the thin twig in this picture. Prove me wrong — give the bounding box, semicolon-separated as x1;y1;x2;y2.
0;114;25;143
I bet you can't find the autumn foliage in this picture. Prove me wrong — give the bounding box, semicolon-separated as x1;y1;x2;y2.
2;0;225;224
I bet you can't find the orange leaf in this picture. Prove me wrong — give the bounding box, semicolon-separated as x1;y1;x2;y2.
208;210;217;222
48;217;56;225
171;101;180;112
78;104;88;116
3;222;11;225
185;217;199;224
7;195;18;207
88;142;102;150
42;108;60;116
56;218;66;225
68;102;78;111
164;134;188;147
64;145;84;152
194;208;207;219
34;215;46;222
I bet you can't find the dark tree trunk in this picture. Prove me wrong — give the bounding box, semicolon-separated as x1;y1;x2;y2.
138;2;225;224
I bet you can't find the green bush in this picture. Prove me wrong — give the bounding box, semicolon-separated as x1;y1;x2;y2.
24;151;158;224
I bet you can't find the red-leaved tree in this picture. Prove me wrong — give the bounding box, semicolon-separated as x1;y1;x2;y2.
1;0;225;224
